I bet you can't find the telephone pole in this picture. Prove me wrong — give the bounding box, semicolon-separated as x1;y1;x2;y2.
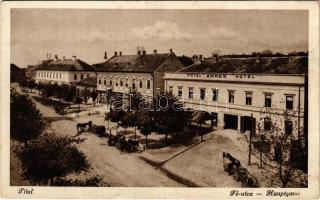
248;113;253;165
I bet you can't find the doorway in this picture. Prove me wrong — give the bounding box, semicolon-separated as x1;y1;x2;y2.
224;114;238;130
240;116;256;133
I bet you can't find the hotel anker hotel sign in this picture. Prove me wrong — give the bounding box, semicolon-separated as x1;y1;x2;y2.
187;73;255;79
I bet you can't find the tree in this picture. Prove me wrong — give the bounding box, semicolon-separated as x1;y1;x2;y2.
90;90;98;107
75;96;82;112
104;111;111;129
36;82;44;95
15;132;90;185
137;111;154;148
153;93;187;142
27;80;36;93
109;108;125;133
83;88;90;104
120;111;137;138
256;109;307;187
63;85;76;107
10;91;46;146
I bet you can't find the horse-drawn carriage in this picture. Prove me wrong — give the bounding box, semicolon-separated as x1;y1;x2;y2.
76;121;106;137
108;133;139;153
223;152;259;187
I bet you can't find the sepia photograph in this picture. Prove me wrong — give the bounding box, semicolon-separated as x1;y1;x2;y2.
1;1;319;199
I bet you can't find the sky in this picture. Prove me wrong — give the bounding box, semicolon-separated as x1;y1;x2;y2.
11;9;308;68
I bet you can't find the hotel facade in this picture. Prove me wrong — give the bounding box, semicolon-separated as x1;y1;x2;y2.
164;56;307;138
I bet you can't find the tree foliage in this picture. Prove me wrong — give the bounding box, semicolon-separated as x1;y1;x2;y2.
256;109;307;187
153;93;187;141
137;111;154;148
15;132;90;185
10;90;46;145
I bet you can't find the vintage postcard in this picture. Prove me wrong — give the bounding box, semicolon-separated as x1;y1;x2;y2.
1;1;319;199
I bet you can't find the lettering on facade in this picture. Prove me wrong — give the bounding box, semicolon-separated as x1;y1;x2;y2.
187;73;255;79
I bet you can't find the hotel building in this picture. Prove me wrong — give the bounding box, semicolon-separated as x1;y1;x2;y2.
164;56;308;138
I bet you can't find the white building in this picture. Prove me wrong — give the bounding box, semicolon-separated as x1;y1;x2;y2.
164;56;307;138
35;55;95;85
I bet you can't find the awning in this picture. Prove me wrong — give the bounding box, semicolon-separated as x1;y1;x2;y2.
190;111;212;124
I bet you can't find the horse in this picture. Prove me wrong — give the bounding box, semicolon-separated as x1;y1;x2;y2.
76;121;92;134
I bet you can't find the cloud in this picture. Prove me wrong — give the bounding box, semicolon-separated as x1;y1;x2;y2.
130;21;192;42
208;27;236;40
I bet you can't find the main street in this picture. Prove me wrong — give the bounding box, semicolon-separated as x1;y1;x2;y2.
15;88;282;187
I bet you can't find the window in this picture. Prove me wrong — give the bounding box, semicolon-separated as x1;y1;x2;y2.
285;120;293;135
147;80;150;89
264;117;271;131
178;87;183;97
109;80;112;86
132;79;135;89
56;73;58;79
212;89;218;101
81;74;84;80
188;87;194;99
74;74;77;80
286;96;294;110
246;92;252;105
139;80;143;88
200;88;206;100
125;79;128;87
120;80;123;86
168;86;173;94
98;79;101;85
104;80;106;85
60;73;61;79
228;91;235;104
265;94;272;107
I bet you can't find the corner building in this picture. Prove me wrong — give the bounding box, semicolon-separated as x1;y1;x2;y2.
164;56;308;138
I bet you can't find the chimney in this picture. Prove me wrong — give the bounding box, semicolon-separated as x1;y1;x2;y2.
199;55;203;61
137;50;141;56
119;51;122;56
169;49;173;54
54;55;58;61
114;51;118;57
63;56;65;60
72;55;76;60
153;49;157;55
142;50;146;55
104;51;108;60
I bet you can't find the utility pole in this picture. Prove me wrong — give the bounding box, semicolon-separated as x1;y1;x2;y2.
248;113;253;165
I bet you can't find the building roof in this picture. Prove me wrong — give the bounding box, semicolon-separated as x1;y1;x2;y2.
94;52;176;73
178;56;308;74
76;76;97;87
37;58;94;72
178;55;195;67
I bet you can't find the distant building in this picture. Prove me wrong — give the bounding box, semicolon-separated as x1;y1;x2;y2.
94;49;185;97
76;76;97;97
10;63;26;84
164;56;308;138
35;55;95;85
